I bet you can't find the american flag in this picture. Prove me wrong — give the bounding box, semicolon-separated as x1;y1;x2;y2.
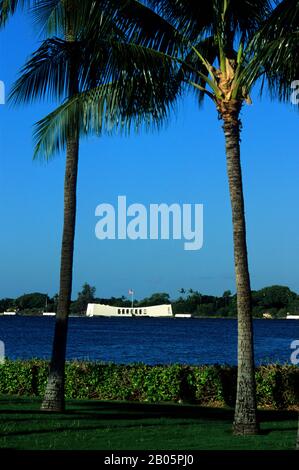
128;289;134;295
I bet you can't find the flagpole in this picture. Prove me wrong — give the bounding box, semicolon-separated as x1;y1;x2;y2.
131;291;134;309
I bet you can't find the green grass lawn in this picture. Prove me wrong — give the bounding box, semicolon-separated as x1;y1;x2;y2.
0;396;297;450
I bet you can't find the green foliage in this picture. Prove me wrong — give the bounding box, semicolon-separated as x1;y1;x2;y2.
0;298;15;312
250;0;299;102
70;283;96;315
64;362;100;399
16;293;48;311
256;365;277;406
1;284;298;317
0;360;298;409
190;365;224;403
288;298;299;314
0;360;46;396
256;364;299;409
195;303;216;317
139;293;171;307
252;286;297;310
138;365;182;402
7;0;181;161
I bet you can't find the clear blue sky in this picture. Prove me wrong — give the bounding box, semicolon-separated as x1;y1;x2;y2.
0;11;298;301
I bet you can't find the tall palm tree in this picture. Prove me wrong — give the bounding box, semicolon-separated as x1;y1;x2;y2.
122;0;298;437
124;0;278;435
7;0;179;412
249;0;299;448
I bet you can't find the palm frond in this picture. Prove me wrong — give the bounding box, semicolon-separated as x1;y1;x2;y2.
9;32;180;105
113;0;187;55
177;36;219;102
248;0;299;101
145;0;272;44
31;0;63;34
1;0;24;25
34;74;180;160
84;38;178;84
9;38;76;103
33;0;118;38
0;0;59;27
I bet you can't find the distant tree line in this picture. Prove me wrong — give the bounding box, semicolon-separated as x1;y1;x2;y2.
1;284;298;319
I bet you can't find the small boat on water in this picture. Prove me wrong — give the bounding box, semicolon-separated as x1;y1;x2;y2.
286;313;299;320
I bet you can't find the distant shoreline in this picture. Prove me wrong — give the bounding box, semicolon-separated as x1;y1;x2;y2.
0;313;295;320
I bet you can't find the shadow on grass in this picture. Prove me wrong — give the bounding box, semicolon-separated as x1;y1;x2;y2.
70;399;298;421
258;409;298;423
1;398;297;423
0;401;222;439
72;401;235;420
1;420;197;439
0;402;234;424
0;399;297;442
1;397;298;416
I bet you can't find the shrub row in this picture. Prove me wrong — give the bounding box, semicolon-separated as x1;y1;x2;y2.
0;361;298;409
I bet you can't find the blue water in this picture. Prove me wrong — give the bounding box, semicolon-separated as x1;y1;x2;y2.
0;316;298;365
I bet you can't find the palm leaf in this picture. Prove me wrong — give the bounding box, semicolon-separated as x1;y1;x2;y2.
0;0;28;26
33;74;180;160
9;32;180;104
0;0;59;27
145;0;272;43
248;0;299;101
9;38;76;103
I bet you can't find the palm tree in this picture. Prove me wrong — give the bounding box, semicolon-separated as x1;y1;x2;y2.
4;0;291;436
7;0;179;412
127;0;280;435
247;0;299;446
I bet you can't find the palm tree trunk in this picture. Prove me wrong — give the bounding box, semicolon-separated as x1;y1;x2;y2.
41;4;78;412
41;133;79;412
220;99;259;435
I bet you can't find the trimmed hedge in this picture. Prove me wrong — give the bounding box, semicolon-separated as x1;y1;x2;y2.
0;361;298;409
